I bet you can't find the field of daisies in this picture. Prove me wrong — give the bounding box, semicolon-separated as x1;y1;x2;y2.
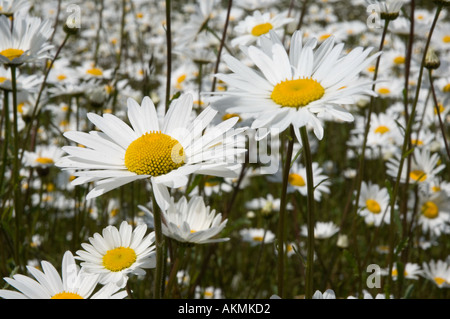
0;0;449;300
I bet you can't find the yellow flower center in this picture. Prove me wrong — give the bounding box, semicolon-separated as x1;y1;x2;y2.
252;236;264;242
35;157;54;165
442;35;450;43
374;125;390;134
271;78;325;108
102;247;137;272
443;83;450;92
0;76;7;83
366;199;381;214
393;56;405;64
434;277;446;286
411;139;423;146
319;33;332;41
86;67;103;76
251;22;273;37
124;131;185;176
378;87;391;95
57;74;67;81
288;173;306;187
434;103;445;115
410;170;427;182
421;201;439;219
222;113;241;122
51;292;84;299
0;48;24;61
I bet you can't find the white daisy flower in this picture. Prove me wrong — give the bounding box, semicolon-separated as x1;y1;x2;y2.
301;221;340;239
139;196;229;245
357;181;391;226
420;259;450;288
386;148;446;186
312;289;336;299
55;93;246;210
240;228;275;246
75;221;156;288
0;0;30;16
0;14;53;65
231;10;294;47
381;262;423;280
416;191;450;237
288;161;331;202
210;30;381;142
0;251;127;299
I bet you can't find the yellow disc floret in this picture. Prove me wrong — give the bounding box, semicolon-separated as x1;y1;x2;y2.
102;247;137;272
288;173;306;187
251;23;273;37
366;199;381;214
0;48;24;61
271;78;325;108
51;292;84;299
125;131;185;176
410;169;427;183
421;201;439;219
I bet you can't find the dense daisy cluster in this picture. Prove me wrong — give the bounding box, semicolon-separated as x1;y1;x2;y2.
0;0;449;299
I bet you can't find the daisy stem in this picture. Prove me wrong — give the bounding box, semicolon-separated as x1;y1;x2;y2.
299;126;315;299
277;125;295;298
164;0;173;112
0;90;10;196
10;64;22;271
151;191;166;299
428;69;450;159
165;243;186;298
385;3;443;298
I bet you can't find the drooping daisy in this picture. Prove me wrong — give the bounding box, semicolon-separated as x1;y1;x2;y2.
75;221;156;288
386;148;446;187
231;10;294;47
357;181;391;227
209;29;381;142
139;196;229;245
55;93;246;210
0;251;127;299
288;161;331;202
0;14;53;65
420;259;450;288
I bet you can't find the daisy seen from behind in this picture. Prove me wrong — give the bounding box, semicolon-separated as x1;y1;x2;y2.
75;221;156;288
0;251;127;299
139;196;229;245
55;93;247;210
210;30;381;142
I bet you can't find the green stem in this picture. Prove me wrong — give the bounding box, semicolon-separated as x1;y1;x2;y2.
299;126;315;299
151;189;165;299
0;90;10;195
164;243;186;298
164;0;172;112
277;125;295;298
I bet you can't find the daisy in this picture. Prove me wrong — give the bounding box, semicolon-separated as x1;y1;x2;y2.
55;93;246;210
75;221;156;288
23;144;65;169
416;191;450;237
288;161;331;202
245;193;294;215
231;10;294;47
357;181;391;226
386;147;446;186
312;289;336;299
420;259;450;288
0;14;53;65
381;262;423;280
301;221;340;239
210;30;381;142
139;196;229;245
0;251;127;299
240;228;275;246
0;0;30;16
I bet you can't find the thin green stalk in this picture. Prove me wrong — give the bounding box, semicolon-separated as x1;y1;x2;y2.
151;190;166;299
299;126;315;299
164;243;186;298
277;125;295;298
0;90;10;195
164;0;172;112
385;3;443;298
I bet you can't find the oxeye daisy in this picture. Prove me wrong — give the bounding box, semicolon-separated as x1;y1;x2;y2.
301;221;340;239
0;14;53;65
209;30;381;142
386;148;446;187
0;0;30;16
75;221;156;288
0;251;127;299
240;228;275;246
139;196;229;245
55;93;246;210
288;161;330;201
416;191;450;237
230;10;294;47
420;259;450;288
357;181;391;226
